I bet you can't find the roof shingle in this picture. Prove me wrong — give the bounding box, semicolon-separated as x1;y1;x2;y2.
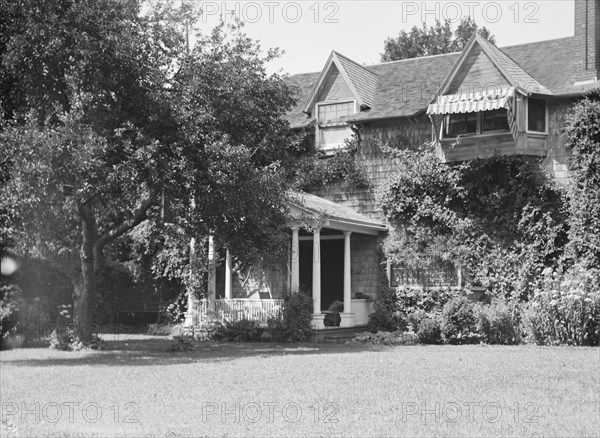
286;36;599;126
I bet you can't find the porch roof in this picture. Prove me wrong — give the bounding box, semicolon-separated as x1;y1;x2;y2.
287;191;387;235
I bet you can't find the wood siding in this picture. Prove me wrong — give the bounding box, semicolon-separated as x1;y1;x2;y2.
447;45;510;95
318;66;354;103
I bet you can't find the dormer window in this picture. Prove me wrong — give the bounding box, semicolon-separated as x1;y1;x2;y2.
318;101;354;124
316;100;356;152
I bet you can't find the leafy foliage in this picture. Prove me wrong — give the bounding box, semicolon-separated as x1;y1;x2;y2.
213;319;263;342
476;301;521;345
564;90;600;268
523;264;600;346
440;296;480;344
292;136;370;192
417;318;442;344
350;331;418;346
0;285;23;348
367;286;407;333
0;1;298;342
381;145;568;300
280;291;313;342
381;17;495;62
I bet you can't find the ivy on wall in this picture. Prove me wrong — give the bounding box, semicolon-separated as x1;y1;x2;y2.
291;135;371;192
564;89;600;268
380;142;568;300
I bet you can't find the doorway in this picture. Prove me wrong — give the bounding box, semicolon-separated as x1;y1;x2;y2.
299;237;344;311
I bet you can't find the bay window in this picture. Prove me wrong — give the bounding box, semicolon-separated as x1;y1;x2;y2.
443;109;510;138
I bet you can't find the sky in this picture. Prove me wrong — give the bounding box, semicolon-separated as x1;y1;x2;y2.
193;0;575;75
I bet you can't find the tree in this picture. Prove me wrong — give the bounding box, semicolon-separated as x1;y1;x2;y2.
381;17;496;62
0;0;299;341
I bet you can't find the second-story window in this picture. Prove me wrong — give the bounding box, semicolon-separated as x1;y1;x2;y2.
527;98;546;133
316;101;355;152
443;109;510;138
444;112;477;137
318;101;354;124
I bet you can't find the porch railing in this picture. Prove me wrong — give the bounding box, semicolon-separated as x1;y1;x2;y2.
193;299;284;325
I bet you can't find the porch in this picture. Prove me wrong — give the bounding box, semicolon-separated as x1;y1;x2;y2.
185;191;387;330
287;192;386;329
186;297;373;328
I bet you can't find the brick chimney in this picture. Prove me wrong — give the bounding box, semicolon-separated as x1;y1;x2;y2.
574;0;600;83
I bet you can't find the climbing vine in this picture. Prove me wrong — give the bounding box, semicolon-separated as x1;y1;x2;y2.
380;142;568;300
291;135;370;192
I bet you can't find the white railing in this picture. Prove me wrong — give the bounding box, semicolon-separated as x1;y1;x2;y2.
194;299;284;325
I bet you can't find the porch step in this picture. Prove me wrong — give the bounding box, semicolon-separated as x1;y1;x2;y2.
311;325;370;343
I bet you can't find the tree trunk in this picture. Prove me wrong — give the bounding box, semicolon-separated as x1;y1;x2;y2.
74;204;98;342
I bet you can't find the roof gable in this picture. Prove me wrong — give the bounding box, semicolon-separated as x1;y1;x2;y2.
302;51;378;114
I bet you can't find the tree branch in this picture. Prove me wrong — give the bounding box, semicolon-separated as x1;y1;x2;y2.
96;194;157;251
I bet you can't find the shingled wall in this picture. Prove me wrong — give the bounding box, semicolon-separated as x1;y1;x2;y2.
313;116;432;222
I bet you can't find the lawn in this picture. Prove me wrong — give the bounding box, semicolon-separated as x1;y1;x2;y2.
1;335;599;437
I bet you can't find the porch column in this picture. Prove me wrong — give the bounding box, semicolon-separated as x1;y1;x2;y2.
340;231;355;327
311;229;325;329
184;237;198;326
291;227;300;292
207;235;216;306
225;249;233;299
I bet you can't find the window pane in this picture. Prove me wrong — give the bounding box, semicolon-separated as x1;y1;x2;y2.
318;125;352;150
482;109;509;132
318;102;354;124
528;99;546;132
444;112;477;137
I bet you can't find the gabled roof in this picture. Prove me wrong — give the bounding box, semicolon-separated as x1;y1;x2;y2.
302;51;378;115
334;52;378;108
286;36;599;128
287;191;387;235
434;32;551;100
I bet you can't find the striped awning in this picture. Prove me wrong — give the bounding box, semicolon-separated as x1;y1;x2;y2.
427;87;515;115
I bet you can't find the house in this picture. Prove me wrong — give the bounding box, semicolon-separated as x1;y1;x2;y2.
186;0;600;330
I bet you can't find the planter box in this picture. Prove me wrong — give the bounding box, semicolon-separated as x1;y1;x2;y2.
351;299;373;326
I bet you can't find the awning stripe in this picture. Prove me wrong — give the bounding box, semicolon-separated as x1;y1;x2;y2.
427;87;515;115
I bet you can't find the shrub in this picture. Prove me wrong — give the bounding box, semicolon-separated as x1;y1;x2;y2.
368;286;406;333
351;331;418;346
523;265;600;346
417;317;442;344
47;327;108;351
280;291;313;342
0;285;23;349
476;301;520;345
266;316;286;342
406;309;427;333
214;319;263;342
396;286;458;315
441;296;480;344
193;319;225;341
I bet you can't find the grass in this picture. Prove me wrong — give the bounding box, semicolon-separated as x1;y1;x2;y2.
1;335;599;437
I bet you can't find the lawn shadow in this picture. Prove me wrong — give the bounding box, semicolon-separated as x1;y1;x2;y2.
0;334;399;367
